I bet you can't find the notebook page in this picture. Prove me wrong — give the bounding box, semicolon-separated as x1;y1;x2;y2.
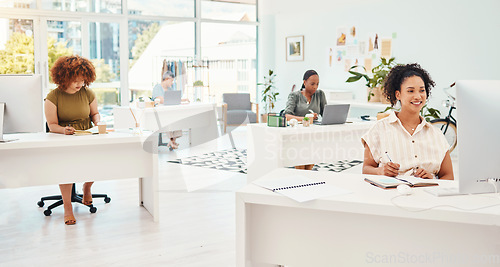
253;175;351;202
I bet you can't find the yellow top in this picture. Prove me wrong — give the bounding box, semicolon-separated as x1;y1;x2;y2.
45;87;95;130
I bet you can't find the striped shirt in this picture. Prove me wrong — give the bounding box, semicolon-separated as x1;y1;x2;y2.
361;111;449;177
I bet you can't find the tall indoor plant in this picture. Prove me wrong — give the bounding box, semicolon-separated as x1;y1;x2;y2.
258;69;279;122
346;57;397;102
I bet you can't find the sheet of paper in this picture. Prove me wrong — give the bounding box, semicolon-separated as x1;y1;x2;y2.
254;175;351;202
381;38;392;59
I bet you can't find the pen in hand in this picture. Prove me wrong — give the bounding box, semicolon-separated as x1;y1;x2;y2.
385;151;393;162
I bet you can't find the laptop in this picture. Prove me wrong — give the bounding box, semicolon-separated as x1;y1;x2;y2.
314;104;350;125
163;90;182;105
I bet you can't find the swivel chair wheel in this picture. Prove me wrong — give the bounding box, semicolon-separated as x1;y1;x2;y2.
104;197;111;203
37;201;44;207
89;206;97;213
44;209;52;216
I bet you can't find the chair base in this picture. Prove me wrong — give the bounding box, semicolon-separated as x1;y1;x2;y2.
37;183;111;216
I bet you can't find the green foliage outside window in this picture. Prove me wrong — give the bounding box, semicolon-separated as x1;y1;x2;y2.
130;22;160;68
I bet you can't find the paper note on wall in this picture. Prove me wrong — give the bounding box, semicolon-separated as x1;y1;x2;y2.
381;39;392;59
364;58;373;73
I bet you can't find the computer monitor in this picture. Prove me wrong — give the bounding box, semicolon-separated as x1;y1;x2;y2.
0;75;44;142
456;80;500;194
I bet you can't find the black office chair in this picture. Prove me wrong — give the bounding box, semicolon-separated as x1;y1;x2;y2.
37;123;111;216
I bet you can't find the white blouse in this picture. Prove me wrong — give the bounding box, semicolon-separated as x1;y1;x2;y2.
361;112;450;177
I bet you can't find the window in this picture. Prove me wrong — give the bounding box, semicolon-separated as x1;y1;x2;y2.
127;0;194;17
0;0;36;9
201;0;256;21
89;21;121;124
41;0;121;13
128;20;195;102
0;0;259;113
201;22;256;102
0;18;34;74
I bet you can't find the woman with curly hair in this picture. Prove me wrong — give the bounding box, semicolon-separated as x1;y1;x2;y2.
45;55;100;225
361;63;454;180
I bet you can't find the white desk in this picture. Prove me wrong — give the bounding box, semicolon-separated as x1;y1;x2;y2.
236;169;500;267
247;122;374;183
113;103;219;147
0;132;159;222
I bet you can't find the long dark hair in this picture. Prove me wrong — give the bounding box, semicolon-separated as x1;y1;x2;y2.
301;69;319;89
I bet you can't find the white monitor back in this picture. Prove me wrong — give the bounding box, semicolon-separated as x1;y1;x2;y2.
457;80;500;194
0;75;44;134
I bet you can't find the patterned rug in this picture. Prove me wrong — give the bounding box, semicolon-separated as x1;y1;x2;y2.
168;149;363;174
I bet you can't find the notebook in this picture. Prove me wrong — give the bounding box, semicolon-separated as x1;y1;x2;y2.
163;90;182;105
364;175;438;189
253;175;351;202
314;104;350;125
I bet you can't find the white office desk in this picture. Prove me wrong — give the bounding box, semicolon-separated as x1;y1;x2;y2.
236;168;500;267
0;132;159;222
113;103;219;146
247;122;374;183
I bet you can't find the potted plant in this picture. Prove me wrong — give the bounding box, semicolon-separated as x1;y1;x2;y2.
346;57;397;102
302;116;311;127
193;80;204;102
258;69;279;123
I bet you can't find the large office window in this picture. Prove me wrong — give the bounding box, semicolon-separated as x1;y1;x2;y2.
0;18;34;74
0;0;259;114
201;22;256;103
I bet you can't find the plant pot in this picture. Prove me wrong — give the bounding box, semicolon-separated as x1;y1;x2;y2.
261;114;268;123
303;120;311;127
368;87;382;103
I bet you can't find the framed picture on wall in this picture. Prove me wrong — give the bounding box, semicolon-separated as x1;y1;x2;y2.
286;35;304;61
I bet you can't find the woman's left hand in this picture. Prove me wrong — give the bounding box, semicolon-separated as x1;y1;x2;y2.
313;113;318;120
413;167;434;179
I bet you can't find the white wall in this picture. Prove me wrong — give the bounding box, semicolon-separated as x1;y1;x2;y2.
259;0;500;113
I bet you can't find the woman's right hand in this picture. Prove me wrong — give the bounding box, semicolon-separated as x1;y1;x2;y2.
64;126;75;135
379;162;400;177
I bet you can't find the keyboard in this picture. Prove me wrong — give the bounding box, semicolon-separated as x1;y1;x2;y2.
424;187;464;197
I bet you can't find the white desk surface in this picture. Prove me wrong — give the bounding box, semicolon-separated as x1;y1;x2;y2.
0;131;144;150
249;121;374;134
238;168;500;226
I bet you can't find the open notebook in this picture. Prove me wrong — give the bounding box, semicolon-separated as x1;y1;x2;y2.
364;175;438;189
74;126;100;136
253;175;351;202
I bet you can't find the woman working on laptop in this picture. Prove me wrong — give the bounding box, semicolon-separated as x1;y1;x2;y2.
152;71;187;150
283;69;327;122
283;69;327;170
361;63;454;180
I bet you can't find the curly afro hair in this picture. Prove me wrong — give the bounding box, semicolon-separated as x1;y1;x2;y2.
50;55;96;89
383;63;435;106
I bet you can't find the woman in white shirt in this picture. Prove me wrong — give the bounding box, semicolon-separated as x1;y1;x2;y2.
361;63;454;180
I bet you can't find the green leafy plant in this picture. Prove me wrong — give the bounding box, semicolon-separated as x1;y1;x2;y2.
258;69;279;114
303;117;310;121
346;57;397;101
381;104;441;122
193;80;204;87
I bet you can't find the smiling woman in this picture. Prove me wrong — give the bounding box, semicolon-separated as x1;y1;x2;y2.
361;63;454;181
